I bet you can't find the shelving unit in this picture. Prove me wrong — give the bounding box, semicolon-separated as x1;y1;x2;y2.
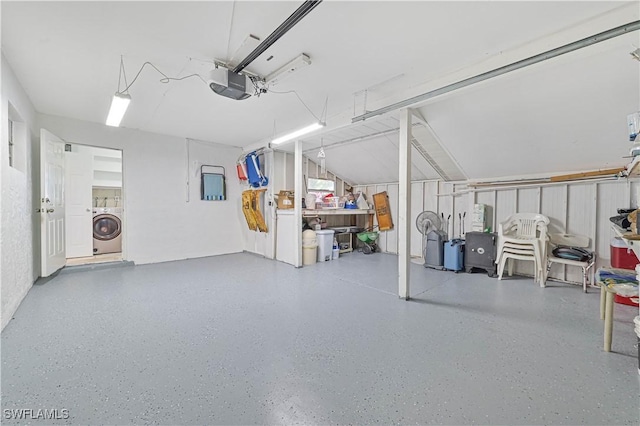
303;209;375;253
92;149;122;188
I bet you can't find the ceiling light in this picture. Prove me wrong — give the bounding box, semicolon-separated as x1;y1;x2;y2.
106;93;131;127
271;122;325;145
266;54;311;86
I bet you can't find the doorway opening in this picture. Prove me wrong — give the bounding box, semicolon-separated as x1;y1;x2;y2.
64;144;124;266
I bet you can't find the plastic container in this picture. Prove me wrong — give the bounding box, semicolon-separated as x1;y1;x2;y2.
332;248;340;260
614;294;639;307
305;193;317;210
302;230;318;266
611;237;639;270
316;229;335;262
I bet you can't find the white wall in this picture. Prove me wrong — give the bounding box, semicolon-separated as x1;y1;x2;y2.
39;114;245;265
1;54;39;331
355;177;637;285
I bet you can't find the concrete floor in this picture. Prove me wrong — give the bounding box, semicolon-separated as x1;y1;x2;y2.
2;252;638;425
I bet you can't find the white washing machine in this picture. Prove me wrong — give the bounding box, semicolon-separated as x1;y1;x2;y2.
93;207;123;254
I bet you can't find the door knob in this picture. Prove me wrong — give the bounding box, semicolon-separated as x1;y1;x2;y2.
46;208;55;213
86;208;91;212
36;208;41;213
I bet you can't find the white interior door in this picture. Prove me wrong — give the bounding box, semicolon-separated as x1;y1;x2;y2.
64;145;93;258
40;129;66;277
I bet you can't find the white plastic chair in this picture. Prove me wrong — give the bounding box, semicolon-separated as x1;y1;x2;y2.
496;213;550;286
544;233;595;292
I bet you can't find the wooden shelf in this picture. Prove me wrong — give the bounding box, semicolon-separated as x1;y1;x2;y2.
303;209;374;216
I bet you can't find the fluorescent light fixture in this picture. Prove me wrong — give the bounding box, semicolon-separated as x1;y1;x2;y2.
271;122;325;145
106;92;131;127
265;53;311;86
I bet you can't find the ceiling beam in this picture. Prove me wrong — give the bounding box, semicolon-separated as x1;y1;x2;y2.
352;20;640;123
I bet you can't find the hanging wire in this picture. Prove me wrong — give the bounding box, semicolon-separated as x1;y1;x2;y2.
320;95;328;123
117;61;207;95
225;1;237;61
267;88;321;122
120;56;129;93
117;57;123;92
318;137;326;176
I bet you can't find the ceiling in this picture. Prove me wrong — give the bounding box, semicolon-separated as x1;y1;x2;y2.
2;1;639;184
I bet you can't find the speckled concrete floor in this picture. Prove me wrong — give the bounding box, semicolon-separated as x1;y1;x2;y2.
2;252;639;425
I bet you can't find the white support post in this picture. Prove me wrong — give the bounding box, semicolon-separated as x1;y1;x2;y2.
399;109;412;299
294;140;303;267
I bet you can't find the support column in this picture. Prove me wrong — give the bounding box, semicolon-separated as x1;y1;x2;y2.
294;140;303;267
398;109;412;299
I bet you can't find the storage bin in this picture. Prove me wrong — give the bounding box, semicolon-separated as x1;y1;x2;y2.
302;230;318;266
319;196;339;209
610;237;638;270
316;230;335;262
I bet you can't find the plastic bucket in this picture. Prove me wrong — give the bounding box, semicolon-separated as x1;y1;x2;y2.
303;246;318;265
332;248;340;260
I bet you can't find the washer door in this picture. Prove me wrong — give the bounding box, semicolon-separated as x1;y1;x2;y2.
93;214;122;241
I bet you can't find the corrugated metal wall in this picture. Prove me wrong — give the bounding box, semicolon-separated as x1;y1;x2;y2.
354;178;638;285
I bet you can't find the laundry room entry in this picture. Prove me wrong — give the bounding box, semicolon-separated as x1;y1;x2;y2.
64;144;124;266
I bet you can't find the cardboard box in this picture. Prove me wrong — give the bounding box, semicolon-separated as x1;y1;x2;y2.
472;203;486;232
277;190;295;209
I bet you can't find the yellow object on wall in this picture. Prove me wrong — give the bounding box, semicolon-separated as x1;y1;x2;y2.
242;189;268;232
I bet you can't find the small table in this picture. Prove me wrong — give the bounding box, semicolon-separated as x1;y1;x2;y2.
597;267;639;352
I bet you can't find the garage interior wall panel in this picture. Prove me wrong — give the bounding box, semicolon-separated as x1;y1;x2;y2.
38;114;246;265
284;153;295;190
452;184;470;239
356;176;637;285
410;182;424;257
1;54;39;331
385;184;400;254
595;181;630;261
272;152;287;192
495;189;517;226
562;183;597;283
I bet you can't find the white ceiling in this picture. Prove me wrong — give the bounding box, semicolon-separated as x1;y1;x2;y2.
2;1;639;184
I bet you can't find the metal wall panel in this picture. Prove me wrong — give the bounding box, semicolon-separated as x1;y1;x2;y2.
562;182;597;282
285;152;294;190
272;151;287;192
411;182;425;257
386;184;400;254
439;182;455;239
452;188;470;239
495;189;517;225
517;188;540;214
423;181;439;213
353;178;636;283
